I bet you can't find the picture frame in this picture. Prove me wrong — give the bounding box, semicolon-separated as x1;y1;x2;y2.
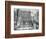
5;1;45;38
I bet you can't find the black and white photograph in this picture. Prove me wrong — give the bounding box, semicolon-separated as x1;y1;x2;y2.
11;5;42;34
14;8;39;30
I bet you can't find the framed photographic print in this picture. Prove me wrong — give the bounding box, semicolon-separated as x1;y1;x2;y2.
5;1;45;38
